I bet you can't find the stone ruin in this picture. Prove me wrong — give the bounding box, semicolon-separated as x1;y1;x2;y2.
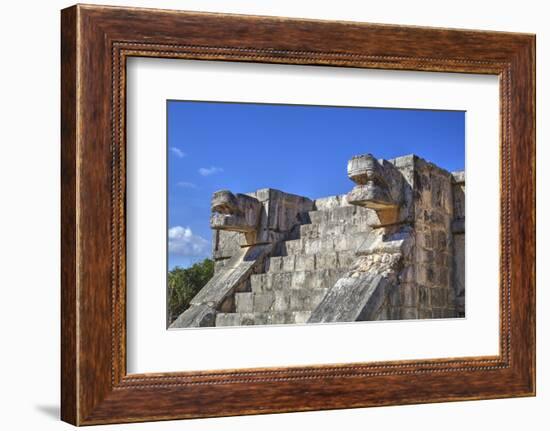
170;154;465;328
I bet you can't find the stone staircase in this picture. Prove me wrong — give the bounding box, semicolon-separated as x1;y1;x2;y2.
215;201;373;326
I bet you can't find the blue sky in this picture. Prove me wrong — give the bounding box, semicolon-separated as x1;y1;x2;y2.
167;100;465;270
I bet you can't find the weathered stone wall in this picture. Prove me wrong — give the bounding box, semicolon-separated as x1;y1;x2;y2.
212;188;314;272
326;155;464;320
371;156;464;320
452;171;465;316
171;153;466;328
410;157;456;319
216;196;374;326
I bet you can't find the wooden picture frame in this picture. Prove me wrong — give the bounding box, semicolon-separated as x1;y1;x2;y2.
61;4;535;425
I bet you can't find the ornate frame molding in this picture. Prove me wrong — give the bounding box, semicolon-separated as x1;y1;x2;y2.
61;5;535;425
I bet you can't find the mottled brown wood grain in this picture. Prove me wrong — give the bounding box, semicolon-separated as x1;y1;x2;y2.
60;5;78;425
61;4;535;426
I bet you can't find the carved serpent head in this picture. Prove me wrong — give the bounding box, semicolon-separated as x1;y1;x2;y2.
210;190;262;243
347;154;405;225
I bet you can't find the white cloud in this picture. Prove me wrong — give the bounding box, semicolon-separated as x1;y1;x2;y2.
198;166;223;176
170;147;186;158
177;181;197;189
168;226;209;257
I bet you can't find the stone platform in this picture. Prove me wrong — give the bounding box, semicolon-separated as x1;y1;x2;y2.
170;154;465;328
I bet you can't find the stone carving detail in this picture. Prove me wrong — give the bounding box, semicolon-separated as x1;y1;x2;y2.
308;154;415;322
171;153;465;328
210;190;262;244
347;154;406;225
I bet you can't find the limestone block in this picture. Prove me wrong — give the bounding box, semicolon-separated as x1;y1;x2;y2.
418;286;431;307
388;285;401;307
281;255;296;272
401;307;419;320
308;210;328;224
235;292;254;313
308;269;344;289
251;273;271;293
429;288;448;308
276;312;296;325
273;292;291;312
239;313;263;326
388;307;402;320
332;235;351;252
295;254;315;271
342;222;361;235
304;238;335;254
304;294;322;310
435;230;449;249
453;233;465;314
399;266;415;283
314;194;349;211
320;237;339;254
315;253;338;270
303;239;322;254
302;270;325;289
389;154;416;169
437;268;451;287
352;209;379;228
269;272;293;290
415;265;431;285
337;251;356;269
294;311;312;324
418;309;433;319
329;206;357;223
287;293;306;311
264;189;315;233
213;230;244;261
400;284;418;307
215;313;241;327
431;308;455;319
266;256;283;273
253;293;276;313
169;304;216;328
416;247;434;263
284;239;303;255
300;223;320;239
289;270;318;289
452;172;466;220
434;251;450;267
318;222;346;238
290;271;307;289
214;259;228;273
415;231;433;249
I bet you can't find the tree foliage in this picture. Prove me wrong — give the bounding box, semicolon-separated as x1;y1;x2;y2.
167;258;214;325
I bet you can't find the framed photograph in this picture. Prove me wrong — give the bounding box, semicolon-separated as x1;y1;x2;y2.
61;4;535;425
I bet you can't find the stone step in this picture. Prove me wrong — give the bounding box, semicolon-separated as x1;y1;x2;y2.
299;221;363;239
308;205;356;224
266;251;356;273
216;310;312;327
313;194;349;211
278;232;371;256
304;205;375;226
235;289;328;313
250;269;346;293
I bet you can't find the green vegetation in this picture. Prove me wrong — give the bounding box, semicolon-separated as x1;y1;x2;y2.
167;258;214;325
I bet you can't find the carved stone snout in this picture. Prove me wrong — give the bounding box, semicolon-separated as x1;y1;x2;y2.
210;190;262;244
346;154;403;225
